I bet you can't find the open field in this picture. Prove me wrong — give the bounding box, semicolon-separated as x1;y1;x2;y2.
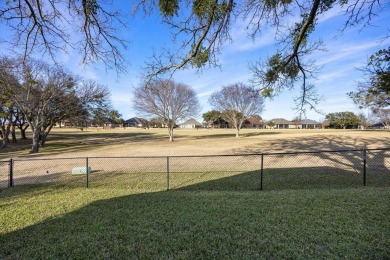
1;128;390;159
1;128;390;258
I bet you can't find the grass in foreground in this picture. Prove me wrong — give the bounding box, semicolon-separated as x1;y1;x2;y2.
0;185;389;259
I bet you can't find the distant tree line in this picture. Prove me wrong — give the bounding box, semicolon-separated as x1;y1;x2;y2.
324;110;390;129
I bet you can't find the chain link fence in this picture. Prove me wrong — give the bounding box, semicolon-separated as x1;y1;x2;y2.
1;148;389;191
0;160;10;189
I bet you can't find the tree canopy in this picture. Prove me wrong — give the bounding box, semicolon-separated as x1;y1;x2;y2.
0;56;111;152
209;82;264;137
132;79;200;141
325;111;360;129
1;0;388;112
349;47;390;110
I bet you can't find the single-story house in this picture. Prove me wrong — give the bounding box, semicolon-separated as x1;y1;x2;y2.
242;115;264;128
179;118;203;129
124;117;148;128
369;122;390;129
270;118;291;129
103;119;123;129
300;119;322;129
267;118;322;129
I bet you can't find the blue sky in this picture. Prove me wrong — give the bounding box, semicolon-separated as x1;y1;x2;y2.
2;3;389;123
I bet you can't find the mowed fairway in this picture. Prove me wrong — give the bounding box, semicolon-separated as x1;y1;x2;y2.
0;128;390;258
1;127;390;159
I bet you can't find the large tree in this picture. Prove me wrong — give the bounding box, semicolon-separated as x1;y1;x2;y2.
133;79;200;141
349;47;390;110
75;80;112;128
325;111;360;129
374;109;390;128
202;110;229;128
8;59;80;153
0;57;20;148
1;1;387;109
209;82;264;137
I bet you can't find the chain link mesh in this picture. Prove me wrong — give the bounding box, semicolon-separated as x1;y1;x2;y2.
13;158;86;188
0;160;9;189
169;155;261;190
263;151;364;190
87;157;167;191
2;149;390;191
366;149;390;187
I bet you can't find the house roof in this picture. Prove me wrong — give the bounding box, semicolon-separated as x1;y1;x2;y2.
246;115;263;125
369;122;385;127
125;117;148;125
272;118;291;124
301;119;321;125
180;118;202;126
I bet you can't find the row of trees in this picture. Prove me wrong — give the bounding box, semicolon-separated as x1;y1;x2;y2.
133;80;265;141
0;57;113;153
325;110;390;129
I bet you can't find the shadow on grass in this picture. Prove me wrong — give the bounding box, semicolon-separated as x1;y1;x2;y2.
0;131;172;159
192;131;282;139
2;162;389;198
173;166;390;191
1;176;390;258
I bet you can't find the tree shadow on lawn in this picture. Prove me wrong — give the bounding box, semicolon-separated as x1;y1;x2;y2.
231;134;390;154
191;131;282;139
1;132;168;158
174;167;379;191
1;169;390;259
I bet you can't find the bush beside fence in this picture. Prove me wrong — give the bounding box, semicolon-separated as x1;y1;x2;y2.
0;148;389;191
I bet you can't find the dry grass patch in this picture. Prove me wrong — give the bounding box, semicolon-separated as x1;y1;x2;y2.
0;128;389;160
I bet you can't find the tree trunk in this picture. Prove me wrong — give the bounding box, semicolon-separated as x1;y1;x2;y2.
40;134;47;147
235;120;243;137
30;128;40;153
0;123;11;149
168;127;174;142
235;127;240;137
20;124;29;139
11;125;17;143
21;129;27;140
40;124;54;147
0;126;8;149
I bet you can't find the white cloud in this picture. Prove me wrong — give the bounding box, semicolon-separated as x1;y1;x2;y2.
316;39;390;66
317;5;345;23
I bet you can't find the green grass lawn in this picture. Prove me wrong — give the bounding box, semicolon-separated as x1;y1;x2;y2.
1;185;389;259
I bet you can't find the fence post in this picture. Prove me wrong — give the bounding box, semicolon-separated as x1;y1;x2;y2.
9;159;14;188
260;154;264;191
167;156;170;191
363;149;366;186
86;157;89;188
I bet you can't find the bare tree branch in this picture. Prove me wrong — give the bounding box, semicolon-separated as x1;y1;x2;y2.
0;0;128;73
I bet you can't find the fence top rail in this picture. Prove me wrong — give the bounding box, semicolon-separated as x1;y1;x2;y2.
12;154;264;161
262;147;390;156
8;147;390;161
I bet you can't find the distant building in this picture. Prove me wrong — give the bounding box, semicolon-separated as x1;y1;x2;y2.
369;122;389;129
300;119;322;129
242;115;264;128
124;117;148;128
179;118;203;129
103;118;123;129
267;118;322;129
270;118;291;129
